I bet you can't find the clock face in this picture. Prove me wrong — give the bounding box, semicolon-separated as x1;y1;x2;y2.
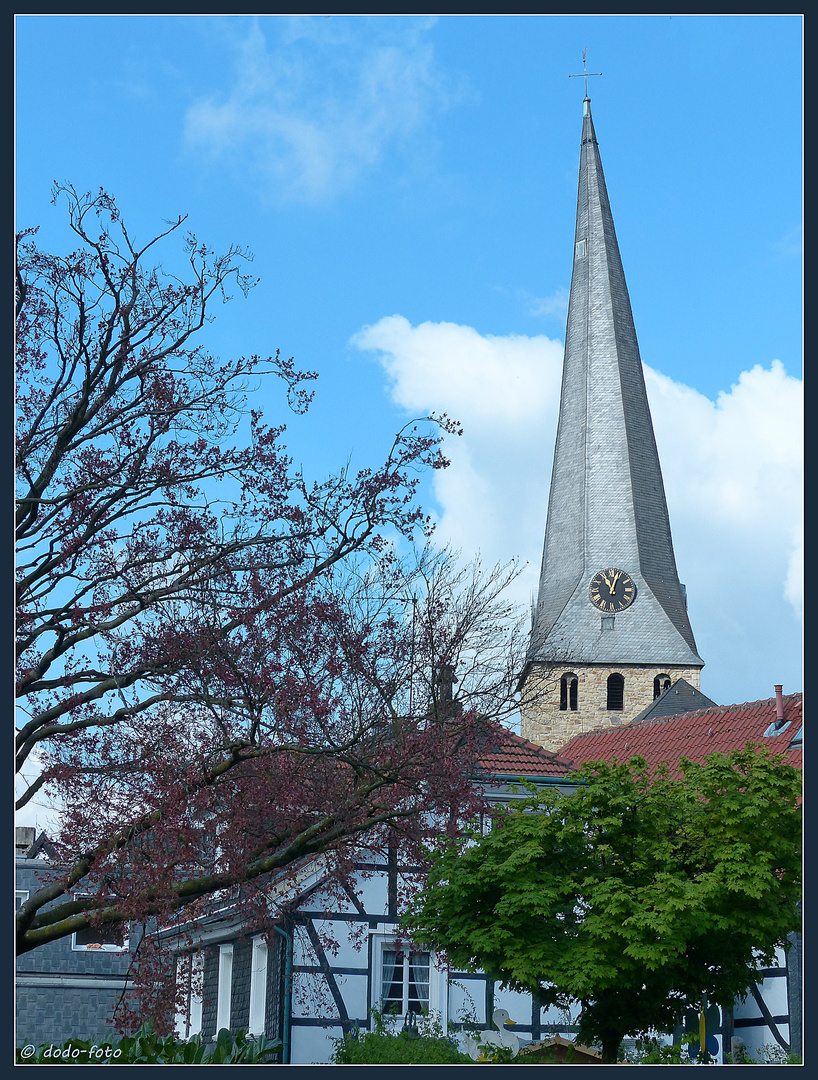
589;568;637;613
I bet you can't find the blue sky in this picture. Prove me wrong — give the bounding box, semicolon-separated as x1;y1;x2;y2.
16;14;802;713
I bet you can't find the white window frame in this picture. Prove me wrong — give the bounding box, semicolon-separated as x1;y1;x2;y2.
175;952;204;1040
216;943;234;1033
370;932;448;1028
248;936;268;1036
15;890;30;910
71;893;127;952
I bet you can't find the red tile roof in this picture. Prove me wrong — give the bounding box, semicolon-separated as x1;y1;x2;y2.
558;693;802;775
477;725;574;779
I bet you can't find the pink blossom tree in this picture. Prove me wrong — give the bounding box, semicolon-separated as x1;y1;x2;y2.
15;188;525;972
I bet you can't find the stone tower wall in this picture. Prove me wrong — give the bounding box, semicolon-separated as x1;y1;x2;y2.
520;662;702;752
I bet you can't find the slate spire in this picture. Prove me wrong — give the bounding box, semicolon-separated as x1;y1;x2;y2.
526;96;702;671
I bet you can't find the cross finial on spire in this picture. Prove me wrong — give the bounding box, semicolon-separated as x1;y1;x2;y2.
569;47;602;99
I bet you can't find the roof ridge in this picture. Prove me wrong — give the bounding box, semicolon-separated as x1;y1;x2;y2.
487;721;568;758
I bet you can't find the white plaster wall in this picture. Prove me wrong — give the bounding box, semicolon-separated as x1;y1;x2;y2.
290;1024;340;1065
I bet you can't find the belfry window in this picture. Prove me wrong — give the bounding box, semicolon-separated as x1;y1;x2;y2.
606;673;624;712
653;674;671;699
575;238;587;258
560;673;578;712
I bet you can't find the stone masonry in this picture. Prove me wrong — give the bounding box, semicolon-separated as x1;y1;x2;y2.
521;662;702;752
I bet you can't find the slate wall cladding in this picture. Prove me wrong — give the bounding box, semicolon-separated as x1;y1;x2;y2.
16;859;134;1047
230;939;252;1035
16;986;129;1047
199;946;220;1039
266;930;286;1054
16;863;131;977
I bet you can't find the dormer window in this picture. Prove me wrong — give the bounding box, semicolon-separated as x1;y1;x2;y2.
575;238;587;258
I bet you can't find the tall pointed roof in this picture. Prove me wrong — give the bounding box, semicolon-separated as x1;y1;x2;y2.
526;97;702;669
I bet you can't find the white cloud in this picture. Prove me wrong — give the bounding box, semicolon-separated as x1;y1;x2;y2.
353;315;564;602
352;315;562;426
353;316;803;706
184;18;468;204
646;360;803;609
527;287;570;320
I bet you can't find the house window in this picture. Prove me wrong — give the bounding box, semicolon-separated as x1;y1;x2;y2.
248;936;268;1036
559;674;578;712
381;948;430;1015
606;673;624;712
15;890;29;911
71;895;127;951
175;953;204;1040
653;674;671;699
216;944;233;1033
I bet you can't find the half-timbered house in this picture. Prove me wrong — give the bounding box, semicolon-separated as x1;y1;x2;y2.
164;727;581;1064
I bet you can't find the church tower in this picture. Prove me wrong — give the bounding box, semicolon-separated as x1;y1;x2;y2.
519;92;704;751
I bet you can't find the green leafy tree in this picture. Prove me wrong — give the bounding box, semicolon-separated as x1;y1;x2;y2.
404;749;801;1063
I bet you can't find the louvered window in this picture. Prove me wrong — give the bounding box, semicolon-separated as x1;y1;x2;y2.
607;673;624;711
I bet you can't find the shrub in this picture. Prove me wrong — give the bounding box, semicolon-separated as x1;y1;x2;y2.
332;1011;472;1064
332;1029;473;1065
16;1022;280;1064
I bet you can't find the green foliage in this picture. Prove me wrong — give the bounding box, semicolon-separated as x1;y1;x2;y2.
331;1028;473;1064
624;1034;697;1064
477;1043;516;1063
16;1022;280;1064
735;1043;802;1065
331;1010;473;1064
404;749;801;1063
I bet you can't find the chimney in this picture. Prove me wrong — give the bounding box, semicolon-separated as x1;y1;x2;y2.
774;684;786;729
15;826;36;856
434;663;462;720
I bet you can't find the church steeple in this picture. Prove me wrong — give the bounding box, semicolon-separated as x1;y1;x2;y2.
520;95;703;751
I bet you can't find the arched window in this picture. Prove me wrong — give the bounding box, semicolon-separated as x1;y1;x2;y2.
607;673;624;712
653;674;671;699
560;673;578;712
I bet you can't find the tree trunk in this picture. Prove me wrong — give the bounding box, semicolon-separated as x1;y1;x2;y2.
599;1032;624;1064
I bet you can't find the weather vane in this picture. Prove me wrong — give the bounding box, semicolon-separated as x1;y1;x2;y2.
569;47;602;97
